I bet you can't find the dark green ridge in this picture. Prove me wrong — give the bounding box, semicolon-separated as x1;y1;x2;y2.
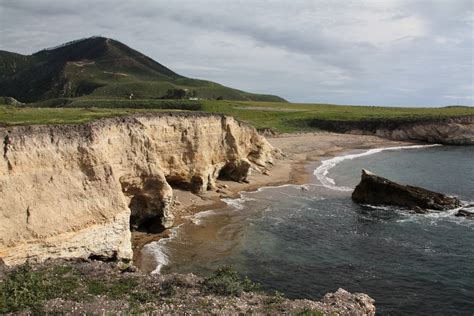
0;36;286;103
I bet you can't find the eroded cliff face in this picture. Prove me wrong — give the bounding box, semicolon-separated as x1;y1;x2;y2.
309;116;474;145
0;113;277;265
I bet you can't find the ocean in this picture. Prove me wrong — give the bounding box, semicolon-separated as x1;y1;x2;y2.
143;145;474;315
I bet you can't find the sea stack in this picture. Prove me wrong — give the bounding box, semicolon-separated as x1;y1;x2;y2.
352;169;462;212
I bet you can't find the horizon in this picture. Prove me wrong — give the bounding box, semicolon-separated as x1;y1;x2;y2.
0;0;472;107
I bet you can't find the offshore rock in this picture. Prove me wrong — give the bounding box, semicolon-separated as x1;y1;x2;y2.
0;113;277;265
352;170;462;211
455;208;474;219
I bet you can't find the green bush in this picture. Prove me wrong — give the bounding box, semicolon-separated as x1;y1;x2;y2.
204;266;259;296
0;263;80;313
109;277;138;299
86;279;109;295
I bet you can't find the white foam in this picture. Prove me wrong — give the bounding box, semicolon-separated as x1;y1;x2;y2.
143;241;169;275
222;197;246;210
314;144;441;191
190;210;217;225
394;205;474;228
143;224;182;274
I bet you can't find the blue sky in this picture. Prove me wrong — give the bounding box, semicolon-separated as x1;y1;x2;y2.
0;0;472;106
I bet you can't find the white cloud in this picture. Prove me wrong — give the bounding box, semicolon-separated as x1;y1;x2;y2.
0;0;472;106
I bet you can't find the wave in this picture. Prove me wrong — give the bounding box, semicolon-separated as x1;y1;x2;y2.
396;206;474;228
360;202;474;228
190;210;217;225
142;224;182;274
313;144;441;191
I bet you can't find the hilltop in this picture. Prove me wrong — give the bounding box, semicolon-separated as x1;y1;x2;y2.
0;36;285;103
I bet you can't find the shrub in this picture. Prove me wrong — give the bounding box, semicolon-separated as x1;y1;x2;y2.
0;263;79;313
266;290;285;306
109;277;138;299
203;266;259;296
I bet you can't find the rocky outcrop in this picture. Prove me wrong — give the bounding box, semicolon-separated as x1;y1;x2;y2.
352;170;462;211
0;113;277;265
455;208;474;219
309;116;474;145
1;96;25;107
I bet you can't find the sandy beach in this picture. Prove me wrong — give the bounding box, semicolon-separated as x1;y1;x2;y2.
132;132;415;266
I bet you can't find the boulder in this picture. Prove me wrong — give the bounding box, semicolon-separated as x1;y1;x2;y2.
455;208;474;219
352;170;462;211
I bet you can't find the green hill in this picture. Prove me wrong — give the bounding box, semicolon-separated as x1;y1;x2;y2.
0;36;286;103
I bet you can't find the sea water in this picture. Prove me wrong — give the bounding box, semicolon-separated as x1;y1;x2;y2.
146;145;474;315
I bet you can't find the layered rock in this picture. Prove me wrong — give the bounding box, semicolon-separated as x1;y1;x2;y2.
0;113;277;265
309;116;474;145
352;170;462;211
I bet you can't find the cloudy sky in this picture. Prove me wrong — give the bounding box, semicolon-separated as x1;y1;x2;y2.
0;0;472;106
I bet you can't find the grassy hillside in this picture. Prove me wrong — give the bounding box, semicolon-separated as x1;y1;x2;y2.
0;37;285;103
200;101;474;132
1;99;472;130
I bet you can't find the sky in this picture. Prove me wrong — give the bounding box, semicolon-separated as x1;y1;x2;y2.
0;0;472;106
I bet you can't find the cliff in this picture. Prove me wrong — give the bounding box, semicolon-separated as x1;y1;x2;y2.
0;113;277;265
308;116;474;145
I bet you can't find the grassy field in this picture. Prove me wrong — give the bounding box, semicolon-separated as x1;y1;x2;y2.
33;97;203;110
201;100;474;132
1;99;473;132
0;105;185;126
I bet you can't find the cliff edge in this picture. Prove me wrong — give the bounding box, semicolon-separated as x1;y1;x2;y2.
0;113;277;265
309;116;474;145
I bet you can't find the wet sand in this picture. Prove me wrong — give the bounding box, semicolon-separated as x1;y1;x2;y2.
133;132;415;268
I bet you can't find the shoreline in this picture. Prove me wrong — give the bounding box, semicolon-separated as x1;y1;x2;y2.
132;132;417;270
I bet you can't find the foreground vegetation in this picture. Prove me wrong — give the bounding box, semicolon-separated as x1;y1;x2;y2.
1;98;472;132
0;260;333;314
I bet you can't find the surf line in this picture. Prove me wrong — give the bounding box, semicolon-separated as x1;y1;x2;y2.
314;144;442;192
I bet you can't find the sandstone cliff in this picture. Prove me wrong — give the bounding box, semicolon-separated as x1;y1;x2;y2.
0;113;277;265
309;116;474;145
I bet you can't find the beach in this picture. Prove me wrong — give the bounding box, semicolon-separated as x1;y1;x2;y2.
132;132;414;268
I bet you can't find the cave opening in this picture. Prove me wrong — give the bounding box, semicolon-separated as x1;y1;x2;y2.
165;176;191;191
217;163;234;181
128;194;165;234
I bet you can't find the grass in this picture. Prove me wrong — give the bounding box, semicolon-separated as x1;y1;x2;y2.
0;37;285;103
0;262;263;313
0;263;80;313
204;266;259;296
0;262;156;313
1;99;472;132
32;97;203;111
0;105;185;126
200;100;474;132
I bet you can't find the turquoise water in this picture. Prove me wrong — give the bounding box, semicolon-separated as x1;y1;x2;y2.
151;145;474;315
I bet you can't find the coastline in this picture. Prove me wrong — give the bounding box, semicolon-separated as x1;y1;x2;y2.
132;132;417;270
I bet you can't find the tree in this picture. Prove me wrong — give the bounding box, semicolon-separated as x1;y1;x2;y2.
163;89;187;99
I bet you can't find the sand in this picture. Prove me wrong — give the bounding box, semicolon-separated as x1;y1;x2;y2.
132;132;415;264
